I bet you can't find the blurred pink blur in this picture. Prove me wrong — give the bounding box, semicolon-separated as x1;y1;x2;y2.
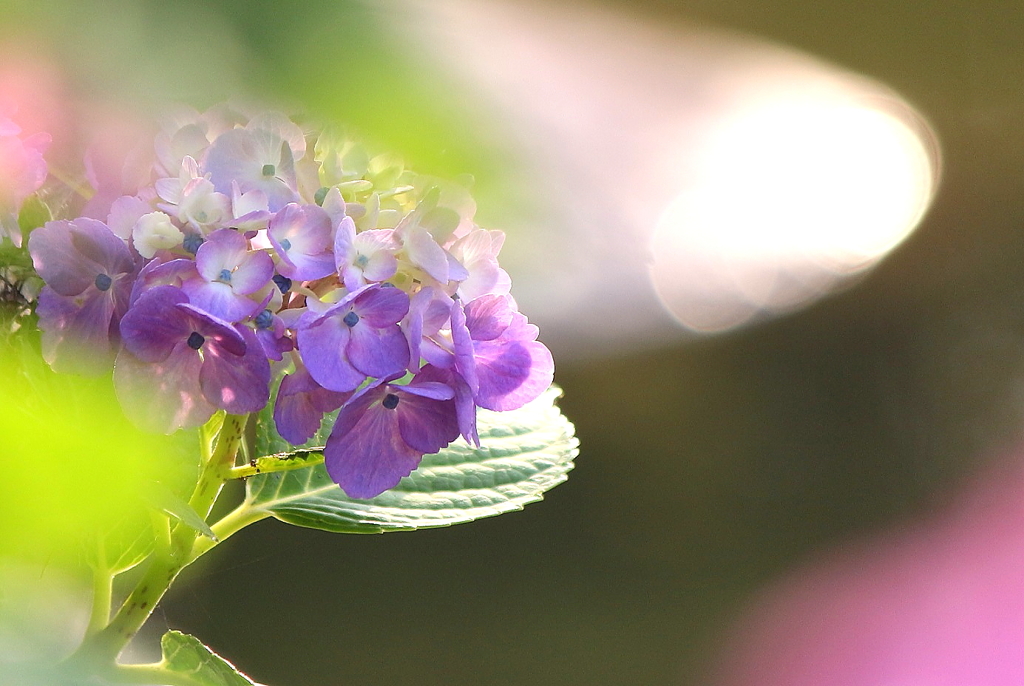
708;453;1024;686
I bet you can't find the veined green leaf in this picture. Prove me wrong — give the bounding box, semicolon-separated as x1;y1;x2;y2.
244;386;577;533
161;630;259;686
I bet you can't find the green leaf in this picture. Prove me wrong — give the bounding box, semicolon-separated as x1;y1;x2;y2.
87;514;154;575
161;630;259;686
0;237;33;271
17;193;51;236
144;482;217;540
244;386;577;533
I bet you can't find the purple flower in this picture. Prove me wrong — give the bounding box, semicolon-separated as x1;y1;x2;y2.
267;203;336;281
333;215;399;290
181;228;273;322
433;295;554;412
415;363;479;447
114;285;270;432
252;305;293;362
296;284;411;392
448;228;511;301
403;286;454;373
272;361;351;445
204;125;300;212
29;218;136;374
324;376;459;499
230;180;272;232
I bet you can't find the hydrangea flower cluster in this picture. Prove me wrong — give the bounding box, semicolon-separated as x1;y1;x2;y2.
26;104;553;499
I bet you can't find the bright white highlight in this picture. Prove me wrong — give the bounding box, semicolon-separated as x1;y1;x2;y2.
651;91;938;332
403;0;941;352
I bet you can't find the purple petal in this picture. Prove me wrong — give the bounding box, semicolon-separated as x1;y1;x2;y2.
416;364;479;446
453;379;479;447
268;204;335;280
36;287;118;376
296;316;365;392
473;337;554;412
403;288;453;372
120;286;192;362
177;302;247;356
400;380;456;401
181;280;261;323
70;219;135;273
273;367;351;445
130;258;198;305
229;249;274;294
451;299;479;395
199;325;270;414
332;215;356;272
269;203;332;254
347;323;410;379
351;285;410;327
464;294;515;342
113;344;215;433
29;219;132;296
195;229;249;282
205;129;299;211
324;394;424;499
277;249;336;282
394;389;459;455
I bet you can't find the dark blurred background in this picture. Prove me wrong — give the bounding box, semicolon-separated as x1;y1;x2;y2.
4;0;1024;684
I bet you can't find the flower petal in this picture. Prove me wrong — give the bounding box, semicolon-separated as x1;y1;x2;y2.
199;326;271;414
113;344;215;433
324;394;423;499
297;316;365;392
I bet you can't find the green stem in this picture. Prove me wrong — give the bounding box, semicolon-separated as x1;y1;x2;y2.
84;544;113;639
66;415;250;672
225;448;324;479
178;414;247;534
66;551;186;674
151;509;173;556
186;503;270;566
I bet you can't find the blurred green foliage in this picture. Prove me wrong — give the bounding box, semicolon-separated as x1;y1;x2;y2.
0;330;196;567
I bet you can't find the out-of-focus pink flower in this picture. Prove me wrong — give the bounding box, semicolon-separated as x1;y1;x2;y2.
0;118;49;211
80;105;158;220
0;50;68;144
708;454;1024;686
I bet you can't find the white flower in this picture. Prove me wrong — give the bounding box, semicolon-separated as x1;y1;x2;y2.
132;211;183;258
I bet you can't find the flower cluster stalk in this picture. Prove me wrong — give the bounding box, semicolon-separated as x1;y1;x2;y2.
65;415;249;677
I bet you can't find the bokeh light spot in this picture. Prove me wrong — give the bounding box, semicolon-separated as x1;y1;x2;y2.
651;87;939;333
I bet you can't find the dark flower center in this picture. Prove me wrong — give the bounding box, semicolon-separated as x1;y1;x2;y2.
272;274;292;293
262;164;276;177
186;331;205;350
218;268;232;283
255;309;273;329
343;311;359;327
94;273;113;292
279;238;292;251
183;233;204;254
382;393;400;410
